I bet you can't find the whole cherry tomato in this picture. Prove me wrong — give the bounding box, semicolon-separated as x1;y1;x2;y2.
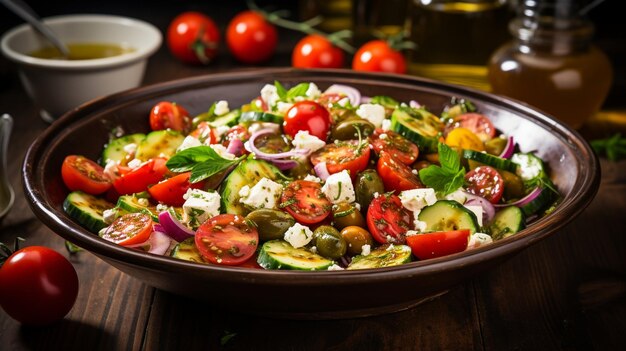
283;101;331;141
0;245;79;325
149;102;192;133
352;40;407;74
292;34;344;69
167;12;220;65
226;11;277;64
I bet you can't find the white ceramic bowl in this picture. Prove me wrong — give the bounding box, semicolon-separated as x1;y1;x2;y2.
1;14;162;121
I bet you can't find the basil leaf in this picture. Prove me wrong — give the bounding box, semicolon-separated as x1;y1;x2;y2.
286;83;310;99
166;146;242;183
189;158;237;183
438;143;460;173
418;142;466;195
274;80;287;100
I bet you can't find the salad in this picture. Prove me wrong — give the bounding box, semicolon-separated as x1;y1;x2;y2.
60;81;560;270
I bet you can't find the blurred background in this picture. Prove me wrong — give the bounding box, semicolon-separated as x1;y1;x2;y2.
0;0;623;134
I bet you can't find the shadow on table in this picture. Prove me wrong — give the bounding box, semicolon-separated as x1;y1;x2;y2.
19;319;117;350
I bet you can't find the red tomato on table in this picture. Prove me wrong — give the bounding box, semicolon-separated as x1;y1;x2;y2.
150;102;192;134
195;214;259;265
292;34;344;69
226;11;277;64
406;229;470;260
310;141;371;177
352;40;407;74
283;101;331;141
366;193;413;244
167;12;219;65
280;180;332;225
61;155;112;195
0;246;79;325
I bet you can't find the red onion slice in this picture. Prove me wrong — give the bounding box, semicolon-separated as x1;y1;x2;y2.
127;230;172;256
246;129;309;160
494;187;542;208
314;162;330;181
463;192;495;223
158;211;195;242
498;136;515;159
268;158;299;170
323;84;361;106
409;100;421;109
360;96;371;104
226;138;244;156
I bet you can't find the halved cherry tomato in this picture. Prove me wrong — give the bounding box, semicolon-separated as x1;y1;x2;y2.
226;11;277;64
377;152;423;192
189;122;218;144
101;213;154;246
195;214;259;265
61;155;112;195
406;229;470;260
237;255;262;269
113;158;168;195
310;140;371;176
465;166;504;204
148;172;205;207
280;180;332;225
371;129;419;165
352;40;406;74
292;34;344;69
445;113;496;142
366;193;413;244
222;125;250;148
283;101;332;141
445;127;485;151
149;102;192;134
167;12;219;65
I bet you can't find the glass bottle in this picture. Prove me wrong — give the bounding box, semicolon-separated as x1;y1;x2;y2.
487;0;613;129
407;0;512;91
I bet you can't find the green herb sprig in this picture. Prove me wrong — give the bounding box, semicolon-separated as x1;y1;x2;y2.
418;143;466;195
274;81;310;101
591;133;626;161
166;146;243;183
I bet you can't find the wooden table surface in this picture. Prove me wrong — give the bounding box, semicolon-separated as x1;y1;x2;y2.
1;2;625;350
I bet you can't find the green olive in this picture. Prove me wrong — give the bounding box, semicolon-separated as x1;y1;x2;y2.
501;170;525;200
245;209;295;241
340;226;374;256
330;108;358;123
313;225;347;260
330;117;375;141
288;159;313;180
355;169;385;212
332;202;365;230
485;137;508;156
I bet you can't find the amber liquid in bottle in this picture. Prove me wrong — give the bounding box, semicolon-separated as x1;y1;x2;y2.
408;0;511;91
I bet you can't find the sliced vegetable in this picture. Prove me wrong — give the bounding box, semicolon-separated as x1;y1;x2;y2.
257;240;333;270
488;206;525;240
170;237;208;263
63;191;115;232
62;155;112;195
195;214;258;265
102;133;145;166
366;193;412;244
390;106;443;153
100;213;154;246
280;180;331;225
463;149;518;173
406;229;470;260
347;244;412;270
158;210;195;242
418;200;479;234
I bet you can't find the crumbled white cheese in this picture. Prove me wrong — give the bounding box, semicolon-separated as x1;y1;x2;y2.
283;223;313;248
156;204;169;213
511;153;543;181
103;160;120;179
248;122;281;135
102;208;118;225
399;188;437;212
321;170;356;204
467;233;493;249
373;192;380;198
178;135;202;152
210;144;236;160
356;103;385;128
127;158;143;169
337;97;350;107
137;198;150;207
122;143;137;155
239;178;283;209
464;205;484;227
354;203;361;211
361;244;371;256
405;230;419;237
413;218;428;232
327;264;345;271
238;185;251;198
214;125;231;140
444;188;468;204
182;189;221;228
214;100;229;116
305;82;321;99
292;130;326;152
381;119;392;131
261;84;279;108
276;101;294;115
303;174;322;183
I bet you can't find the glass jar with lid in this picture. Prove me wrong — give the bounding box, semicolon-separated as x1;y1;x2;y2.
487;0;613;129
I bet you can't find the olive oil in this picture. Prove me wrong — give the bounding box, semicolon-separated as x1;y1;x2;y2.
407;0;512;90
29;43;134;60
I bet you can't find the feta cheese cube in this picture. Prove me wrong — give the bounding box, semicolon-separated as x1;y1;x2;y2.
260;84;279;108
182;189;221;227
210;144;236;160
178;135;202;152
276;101;294;115
102;208;118;225
303;174;322;183
122;143;137;155
306;82;321;99
239;177;283;209
103;160;120;179
127;158;143;169
292;130;326;152
214;125;231;140
361;244;371;256
327;264;345;271
381;119;392;131
337;97;350;107
321;170;356;204
464;205;484;227
378;133;388;139
444;188;468;204
467;233;493;249
356;103;385;128
248;122;281;135
283;223;313;248
399;188;437;212
413;218;428;232
214;100;229;116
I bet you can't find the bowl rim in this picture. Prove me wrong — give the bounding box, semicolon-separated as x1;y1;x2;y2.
23;68;601;285
0;14;162;70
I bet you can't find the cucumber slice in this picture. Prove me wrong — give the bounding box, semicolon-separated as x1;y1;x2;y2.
135;130;185;161
347;244;412;270
101;133;146;166
390;106;443;153
208;109;241;128
463;149;518;173
240;111;284;124
488;206;525;240
63;191;115;233
220;158;284;216
257;240;333;270
418;200;479;234
116;193;159;221
170;237;208;263
519;185;557;217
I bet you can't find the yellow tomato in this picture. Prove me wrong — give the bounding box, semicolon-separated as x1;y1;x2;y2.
445;127;485;151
